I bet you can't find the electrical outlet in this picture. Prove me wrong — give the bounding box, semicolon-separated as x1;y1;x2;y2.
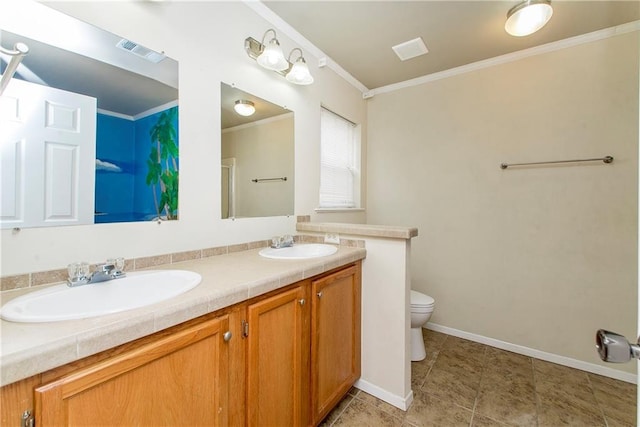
324;233;340;244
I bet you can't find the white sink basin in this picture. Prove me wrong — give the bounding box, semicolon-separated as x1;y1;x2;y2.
0;270;201;323
259;243;338;260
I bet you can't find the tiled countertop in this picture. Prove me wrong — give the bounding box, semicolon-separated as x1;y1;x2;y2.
0;245;365;387
296;222;418;240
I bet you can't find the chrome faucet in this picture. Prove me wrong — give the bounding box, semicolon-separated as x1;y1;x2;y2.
67;258;126;287
270;234;294;249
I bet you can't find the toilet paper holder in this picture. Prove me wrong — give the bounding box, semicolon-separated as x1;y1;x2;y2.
595;329;640;363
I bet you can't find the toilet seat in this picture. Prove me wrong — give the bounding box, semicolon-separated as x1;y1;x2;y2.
411;290;435;309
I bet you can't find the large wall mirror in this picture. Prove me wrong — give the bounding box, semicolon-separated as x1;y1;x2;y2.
221;83;294;219
0;3;179;229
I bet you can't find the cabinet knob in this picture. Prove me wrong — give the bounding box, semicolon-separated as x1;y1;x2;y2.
299;298;305;306
317;291;323;298
223;331;232;342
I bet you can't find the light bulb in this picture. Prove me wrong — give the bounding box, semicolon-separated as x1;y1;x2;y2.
256;39;289;71
285;58;314;85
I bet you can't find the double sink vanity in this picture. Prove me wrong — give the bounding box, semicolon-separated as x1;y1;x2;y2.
0;242;365;426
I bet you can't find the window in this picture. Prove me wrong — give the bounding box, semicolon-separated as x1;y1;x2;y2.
319;107;360;209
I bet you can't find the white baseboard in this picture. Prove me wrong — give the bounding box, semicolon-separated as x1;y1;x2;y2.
426;323;637;384
353;378;414;411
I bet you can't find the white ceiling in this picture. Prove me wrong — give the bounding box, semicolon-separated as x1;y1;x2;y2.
263;1;640;91
2;30;178;117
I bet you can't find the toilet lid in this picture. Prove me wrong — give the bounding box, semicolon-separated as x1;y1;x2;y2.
411;290;435;307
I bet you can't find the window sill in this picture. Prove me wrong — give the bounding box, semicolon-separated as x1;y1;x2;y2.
314;207;365;213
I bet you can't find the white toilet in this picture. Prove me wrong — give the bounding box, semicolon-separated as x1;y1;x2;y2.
410;290;435;361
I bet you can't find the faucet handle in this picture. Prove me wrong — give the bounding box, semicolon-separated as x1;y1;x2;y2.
79;262;90;278
67;262;90;286
67;262;79;279
68;262;90;279
282;235;294;245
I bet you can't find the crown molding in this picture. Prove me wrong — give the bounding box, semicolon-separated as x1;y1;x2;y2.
366;20;640;98
222;111;293;134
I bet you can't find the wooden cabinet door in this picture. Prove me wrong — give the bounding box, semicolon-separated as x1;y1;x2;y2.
34;315;230;426
247;285;310;427
311;264;361;425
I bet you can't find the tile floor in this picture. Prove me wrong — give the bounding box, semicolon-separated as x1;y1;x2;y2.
320;329;636;427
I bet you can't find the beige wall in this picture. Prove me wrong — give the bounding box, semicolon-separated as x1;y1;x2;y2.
222;115;294;218
366;32;639;374
0;1;367;275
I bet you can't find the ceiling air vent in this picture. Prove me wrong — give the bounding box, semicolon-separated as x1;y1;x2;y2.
116;39;166;63
392;37;429;61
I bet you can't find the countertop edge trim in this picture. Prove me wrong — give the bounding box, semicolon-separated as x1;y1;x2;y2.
296;222;418;240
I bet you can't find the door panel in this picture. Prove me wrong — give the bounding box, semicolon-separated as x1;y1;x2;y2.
0;137;24;222
247;285;309;427
44;142;78;221
311;265;361;424
35;316;229;426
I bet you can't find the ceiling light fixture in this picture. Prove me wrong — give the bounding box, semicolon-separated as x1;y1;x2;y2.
245;29;314;85
505;0;553;37
234;100;255;116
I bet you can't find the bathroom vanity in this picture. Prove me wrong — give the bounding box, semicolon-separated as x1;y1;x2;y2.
0;246;364;426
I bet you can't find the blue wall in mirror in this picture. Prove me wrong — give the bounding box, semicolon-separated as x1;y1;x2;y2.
95;106;179;223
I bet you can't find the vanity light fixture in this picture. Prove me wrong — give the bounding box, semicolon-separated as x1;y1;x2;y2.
505;0;553;37
234;100;255;116
255;29;289;71
245;29;314;85
285;48;314;85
